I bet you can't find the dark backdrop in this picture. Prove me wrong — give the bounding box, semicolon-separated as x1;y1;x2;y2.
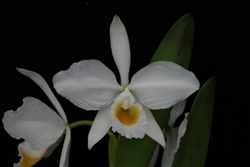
1;1;249;166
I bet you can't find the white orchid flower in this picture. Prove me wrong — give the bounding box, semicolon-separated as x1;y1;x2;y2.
2;68;71;167
161;100;189;167
53;15;199;149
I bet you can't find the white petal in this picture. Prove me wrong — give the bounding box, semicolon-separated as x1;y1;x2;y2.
144;107;166;148
14;141;47;167
2;97;65;150
59;126;71;167
88;106;110;149
109;90;147;139
161;128;178;167
53;60;122;110
173;113;189;153
110;15;130;86
43;135;64;158
168;100;186;127
148;144;160;167
128;61;200;109
17;68;68;123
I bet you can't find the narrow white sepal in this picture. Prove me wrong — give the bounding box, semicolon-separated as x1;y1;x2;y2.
16;67;68;124
59;126;71;167
88;106;110;150
110;15;130;86
128;61;200;109
144;106;166;148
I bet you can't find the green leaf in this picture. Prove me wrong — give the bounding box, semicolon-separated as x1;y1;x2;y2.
114;13;195;167
150;13;194;69
172;77;216;167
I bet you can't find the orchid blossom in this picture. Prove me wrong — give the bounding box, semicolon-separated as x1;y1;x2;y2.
53;15;199;149
2;68;71;167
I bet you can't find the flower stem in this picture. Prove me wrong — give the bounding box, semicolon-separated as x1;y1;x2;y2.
67;120;117;140
108;132;118;167
66;120;119;167
67;120;93;129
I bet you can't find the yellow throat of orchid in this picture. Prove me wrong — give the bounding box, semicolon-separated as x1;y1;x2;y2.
115;100;140;126
20;152;44;167
16;142;48;167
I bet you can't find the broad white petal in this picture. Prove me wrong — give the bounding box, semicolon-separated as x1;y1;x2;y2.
173;113;189;153
109;90;147;139
110;15;130;86
144;107;166;148
53;60;122;110
2;97;65;150
161;128;178;167
17;68;68;124
14;141;47;167
59;126;71;167
128;61;200;109
168;100;186;127
148;144;160;167
88;106;110;149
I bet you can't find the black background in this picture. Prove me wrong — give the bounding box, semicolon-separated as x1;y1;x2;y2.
1;1;249;167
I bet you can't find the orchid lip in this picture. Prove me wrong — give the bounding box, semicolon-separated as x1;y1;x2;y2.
109;88;148;139
115;101;140;126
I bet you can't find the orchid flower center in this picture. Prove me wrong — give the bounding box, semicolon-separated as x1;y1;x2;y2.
113;88;141;126
115;101;140;126
110;88;147;139
121;97;131;110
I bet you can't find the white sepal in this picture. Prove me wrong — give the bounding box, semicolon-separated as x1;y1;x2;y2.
144;106;166;148
88;105;110;150
59;126;71;167
17;68;68;124
110;15;131;86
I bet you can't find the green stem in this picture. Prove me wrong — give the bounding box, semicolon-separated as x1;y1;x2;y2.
68;120;93;129
67;120;117;141
66;120;118;167
108;132;118;167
